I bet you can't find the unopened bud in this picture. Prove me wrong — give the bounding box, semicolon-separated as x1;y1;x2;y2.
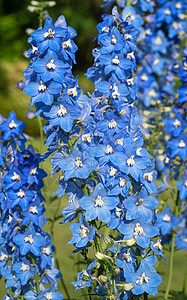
114;267;120;275
124;238;136;246
95;252;112;260
116;282;134;291
98;275;108;282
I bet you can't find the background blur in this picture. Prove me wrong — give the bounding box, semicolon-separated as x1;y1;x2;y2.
0;1;186;299
0;0;104;136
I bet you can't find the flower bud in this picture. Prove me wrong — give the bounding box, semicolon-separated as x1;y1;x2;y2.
124;238;136;246
95;252;112;260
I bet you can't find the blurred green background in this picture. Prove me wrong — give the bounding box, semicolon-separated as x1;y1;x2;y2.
0;0;104;136
0;0;187;299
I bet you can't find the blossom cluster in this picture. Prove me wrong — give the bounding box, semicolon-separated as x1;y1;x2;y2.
0;111;63;299
22;7;164;298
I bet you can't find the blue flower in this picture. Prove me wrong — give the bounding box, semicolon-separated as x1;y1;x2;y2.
156;205;179;235
0;111;26;141
31;16;69;53
125;260;162;296
68;214;95;248
44;98;80;132
124;188;159;223
57;144;98;180
71;260;97;292
118;218;159;248
13;224;46;256
32;49;70;83
23;79;62;107
80;183;119;223
13;258;35;285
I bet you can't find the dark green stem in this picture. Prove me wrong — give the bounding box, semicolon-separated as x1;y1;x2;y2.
68;138;73;152
164;229;176;300
126;0;131;6
144;292;148;300
31;256;40;292
165;190;180;299
55;257;71;300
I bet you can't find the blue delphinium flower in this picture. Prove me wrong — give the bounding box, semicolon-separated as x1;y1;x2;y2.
23;8;164;299
0;112;63;299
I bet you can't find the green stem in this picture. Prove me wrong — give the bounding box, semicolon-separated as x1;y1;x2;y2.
137;248;141;267
126;0;131;6
96;233;103;253
144;292;148;300
31;256;40;292
55;257;71;300
37;116;44;150
164;229;176;300
68;138;73;152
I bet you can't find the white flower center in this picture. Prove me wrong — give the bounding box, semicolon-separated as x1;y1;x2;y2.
24;234;34;244
112;55;120;65
127;78;134;85
57;105;67;117
143;171;153;182
62;39;72;49
124;34;132;40
42;247;51;255
43;28;55;39
153;58;159;65
111;35;117;44
127;155;135;166
173;119;181;127
9;120;17;129
136;198;143;206
136;272;150;285
162;214;171;222
184;181;187;187
17;189;26;198
154;36;162;45
112;84;120;99
127;52;135;59
164;8;171;15
94;195;103;207
134;223;145;237
46;59;56;70
0;253;8;261
44;292;53;300
79;224;90;238
110;166;118;176
82;133;92;143
148;89;156;97
115;207;122;218
67;87;77;97
175;2;181;9
105;144;114;154
121;251;132;262
119;177;127;187
109;119;117;128
141;74;148;81
30;167;37;175
31;45;38;53
29;206;38;214
75;157;83;169
38;81;47;92
153;239;163;250
11;172;21;181
136;148;142;156
20;263;30;272
178;140;185;148
115;138;124;145
172;22;181;29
